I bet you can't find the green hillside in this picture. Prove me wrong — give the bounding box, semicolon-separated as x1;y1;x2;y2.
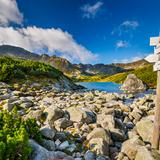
100;64;157;88
0;56;62;83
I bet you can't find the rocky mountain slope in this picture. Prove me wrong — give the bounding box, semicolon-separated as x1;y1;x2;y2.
0;56;82;91
0;45;126;77
114;59;150;70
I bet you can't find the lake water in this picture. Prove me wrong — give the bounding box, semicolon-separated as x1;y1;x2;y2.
77;82;122;93
77;82;155;96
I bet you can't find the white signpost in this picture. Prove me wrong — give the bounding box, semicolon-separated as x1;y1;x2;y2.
149;36;160;149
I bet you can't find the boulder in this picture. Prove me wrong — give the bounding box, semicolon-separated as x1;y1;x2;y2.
87;128;112;145
120;74;147;93
44;106;64;127
84;150;96;160
88;138;109;156
135;146;160;160
29;139;73;160
67;107;96;124
41;139;56;151
54;118;73;131
40;125;56;139
136;118;154;143
121;136;145;160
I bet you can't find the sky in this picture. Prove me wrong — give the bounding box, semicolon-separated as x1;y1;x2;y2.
0;0;160;64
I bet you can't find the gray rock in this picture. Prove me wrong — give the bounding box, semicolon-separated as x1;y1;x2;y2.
29;139;73;160
136;118;154;143
58;141;69;150
84;150;96;160
40;125;56;139
54;118;73;130
41;139;56;151
67;106;96;124
44;106;64;127
121;74;147;93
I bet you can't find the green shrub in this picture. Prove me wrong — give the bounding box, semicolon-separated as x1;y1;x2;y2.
0;56;62;82
0;107;41;160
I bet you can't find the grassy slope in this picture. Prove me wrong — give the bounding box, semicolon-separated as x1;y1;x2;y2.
75;64;157;88
99;64;157;88
0;56;62;83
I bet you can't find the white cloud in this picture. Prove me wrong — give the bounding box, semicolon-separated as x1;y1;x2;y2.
81;1;103;18
112;20;139;36
113;56;143;64
116;40;129;48
0;26;97;63
0;0;23;26
121;21;139;29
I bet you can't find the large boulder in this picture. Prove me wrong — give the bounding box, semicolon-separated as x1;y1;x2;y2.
135;146;160;160
121;136;145;160
136;118;154;143
44;106;64;127
120;74;147;93
66;107;96;124
87;128;112;145
29;139;74;160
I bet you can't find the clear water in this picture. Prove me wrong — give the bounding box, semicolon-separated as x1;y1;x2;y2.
77;82;155;95
77;82;122;93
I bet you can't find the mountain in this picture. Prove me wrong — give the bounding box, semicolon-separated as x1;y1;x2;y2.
0;45;150;79
0;45;40;60
74;63;125;75
0;45;125;77
114;59;150;70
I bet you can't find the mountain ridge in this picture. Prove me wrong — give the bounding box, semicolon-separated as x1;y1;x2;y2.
0;45;149;77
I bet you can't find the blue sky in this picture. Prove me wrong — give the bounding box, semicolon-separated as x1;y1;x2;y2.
0;0;160;64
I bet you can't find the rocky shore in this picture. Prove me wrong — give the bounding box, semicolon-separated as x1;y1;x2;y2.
0;82;160;160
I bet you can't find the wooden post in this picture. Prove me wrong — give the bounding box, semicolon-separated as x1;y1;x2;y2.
152;55;160;149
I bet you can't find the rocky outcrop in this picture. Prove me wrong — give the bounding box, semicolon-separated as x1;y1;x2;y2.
121;74;148;93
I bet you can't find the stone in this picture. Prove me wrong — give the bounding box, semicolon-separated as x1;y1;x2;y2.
97;114;115;130
54;118;73;130
89;138;109;156
58;141;70;150
29;139;73;160
136;118;154;143
44;106;64;127
67;106;96;124
121;136;145;160
20;102;33;108
24;110;43;121
135;146;155;160
40;125;56;139
84;150;96;160
120;74;147;93
110;128;127;142
87;128;112;145
41;139;56;151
